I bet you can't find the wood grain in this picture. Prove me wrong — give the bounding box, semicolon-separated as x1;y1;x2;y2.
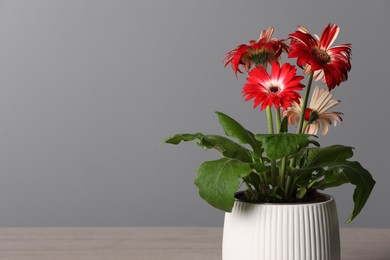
0;227;388;260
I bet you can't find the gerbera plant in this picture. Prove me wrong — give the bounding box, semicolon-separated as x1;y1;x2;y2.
164;24;375;223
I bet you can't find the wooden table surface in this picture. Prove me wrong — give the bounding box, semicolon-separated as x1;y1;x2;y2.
0;227;388;260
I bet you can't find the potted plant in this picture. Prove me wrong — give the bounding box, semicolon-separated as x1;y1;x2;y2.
164;24;375;260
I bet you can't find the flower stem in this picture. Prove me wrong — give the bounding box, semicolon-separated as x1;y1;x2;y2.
266;106;274;134
266;106;277;188
302;120;309;134
280;156;287;190
275;108;281;133
290;71;314;169
297;71;314;134
275;107;287;190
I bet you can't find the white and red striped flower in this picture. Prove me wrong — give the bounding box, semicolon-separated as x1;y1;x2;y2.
285;86;343;135
224;27;289;76
288;24;351;90
243;62;304;110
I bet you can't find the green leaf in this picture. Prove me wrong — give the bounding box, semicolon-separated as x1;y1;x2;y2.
309;140;321;147
195;158;252;212
255;133;310;160
215;112;263;158
201;135;253;162
164;133;199;144
253;160;270;173
164;133;253;162
313;171;349;190
279;116;288;133
305;145;354;168
316;161;375;223
292;167;324;186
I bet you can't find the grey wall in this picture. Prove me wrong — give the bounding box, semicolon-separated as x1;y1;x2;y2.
0;0;388;227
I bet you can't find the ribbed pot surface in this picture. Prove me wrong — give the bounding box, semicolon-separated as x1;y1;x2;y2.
223;196;340;260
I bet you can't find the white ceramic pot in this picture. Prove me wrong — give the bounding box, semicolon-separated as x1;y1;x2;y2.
223;194;340;260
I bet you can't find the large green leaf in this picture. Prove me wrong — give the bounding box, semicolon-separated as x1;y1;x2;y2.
305;145;354;168
215;112;263;158
195;158;252;212
315;161;375;223
164;133;252;162
255;133;310;160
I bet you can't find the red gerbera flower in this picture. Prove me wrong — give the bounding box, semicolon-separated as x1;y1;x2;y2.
224;27;289;77
288;24;351;90
243;62;304;110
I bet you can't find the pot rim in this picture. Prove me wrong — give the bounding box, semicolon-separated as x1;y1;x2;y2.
234;191;334;206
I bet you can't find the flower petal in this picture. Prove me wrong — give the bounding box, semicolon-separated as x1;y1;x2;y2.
319;24;340;50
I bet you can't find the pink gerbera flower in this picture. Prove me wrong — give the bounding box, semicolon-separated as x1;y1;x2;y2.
288;24;351;90
243;62;304;110
224;27;289;76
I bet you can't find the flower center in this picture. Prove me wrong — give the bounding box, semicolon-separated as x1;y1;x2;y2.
269;85;280;93
311;48;331;64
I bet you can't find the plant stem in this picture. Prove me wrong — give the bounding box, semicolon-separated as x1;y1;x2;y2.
290;71;314;168
288;177;298;198
257;171;268;193
266;106;277;188
243;179;256;200
266;106;276;188
259;168;269;190
297;71;314;134
266;106;274;134
285;176;292;198
270;161;277;188
275;108;281;133
280;157;287;188
302;120;309;134
297;177;321;199
275;107;287;189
